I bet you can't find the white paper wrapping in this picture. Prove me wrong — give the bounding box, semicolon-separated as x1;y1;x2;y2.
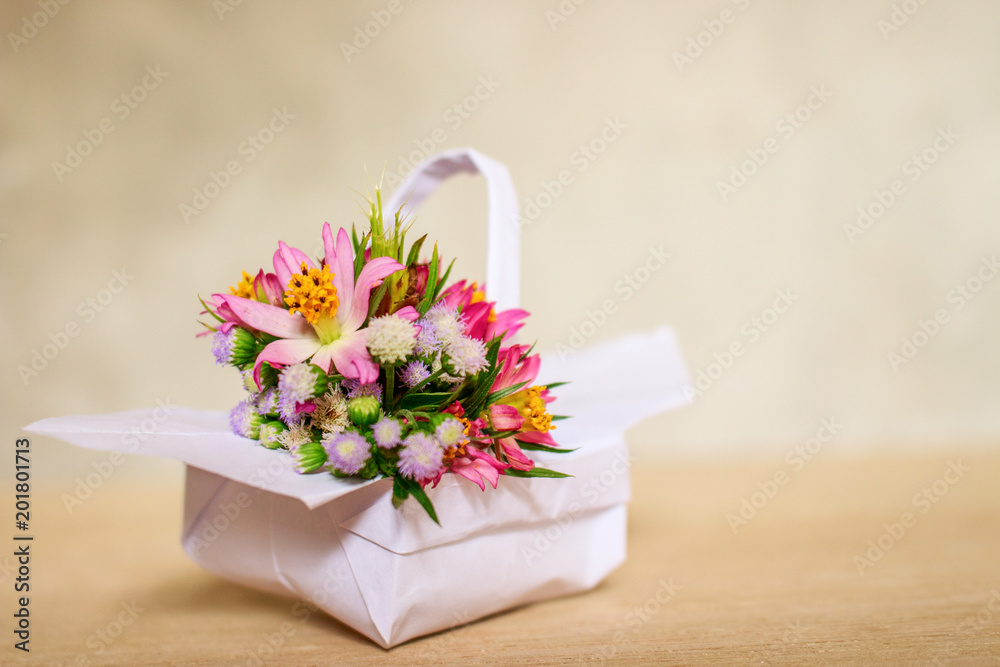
24;149;690;647
26;327;688;646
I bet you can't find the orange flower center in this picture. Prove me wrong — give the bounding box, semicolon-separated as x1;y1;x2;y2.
284;262;338;324
229;271;256;299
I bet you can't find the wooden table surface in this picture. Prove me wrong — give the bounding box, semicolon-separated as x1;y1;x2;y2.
7;449;1000;665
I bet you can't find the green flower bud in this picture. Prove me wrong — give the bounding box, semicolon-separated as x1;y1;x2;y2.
347;396;381;427
258;363;280;391
258;420;287;449
229;328;259;367
294;440;328;473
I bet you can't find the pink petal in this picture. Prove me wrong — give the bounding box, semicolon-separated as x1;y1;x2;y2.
273;242;314;289
509;352;541;388
440;280;470;309
394;305;420;322
451;460;487;491
217;294;313;339
257;271;284;307
322;330;380;382
252;337;321;388
490;404;524;431
462;301;492;340
341;256;405;331
325;226;357;319
500;438;535;471
517;430;559;446
487;308;530;342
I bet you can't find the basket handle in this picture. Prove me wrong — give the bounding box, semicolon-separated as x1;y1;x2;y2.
384;148;520;311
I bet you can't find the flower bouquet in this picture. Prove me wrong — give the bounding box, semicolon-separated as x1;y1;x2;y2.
26;148;690;647
202;192;569;523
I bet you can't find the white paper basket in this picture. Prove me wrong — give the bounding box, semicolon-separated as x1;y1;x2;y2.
25;148;689;648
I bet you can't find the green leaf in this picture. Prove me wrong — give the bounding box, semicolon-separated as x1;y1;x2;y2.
400;391;454;411
353;231;371;280
394;367;446;407
392;476;409;509
515;441;577;454
432;258;456;301
550;415;571;421
463;336;505;416
484;380;529;406
503;467;573;479
485;430;521;440
418;244;440;314
393;476;439;524
405;234;427;267
367;279;389;320
542;381;570;390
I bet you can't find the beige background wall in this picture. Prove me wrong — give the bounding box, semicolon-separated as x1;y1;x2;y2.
3;1;998;482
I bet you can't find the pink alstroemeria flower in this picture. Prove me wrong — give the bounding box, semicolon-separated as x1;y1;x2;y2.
433;447;510;491
485;344;559;471
199;269;285;338
215;223;404;387
440;280;529;342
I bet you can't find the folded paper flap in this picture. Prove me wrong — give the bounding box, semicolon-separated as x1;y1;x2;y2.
538;326;690;438
24;407;377;509
338;433;630;555
24;328;685;511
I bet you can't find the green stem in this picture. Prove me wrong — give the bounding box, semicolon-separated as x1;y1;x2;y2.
384;364;396;414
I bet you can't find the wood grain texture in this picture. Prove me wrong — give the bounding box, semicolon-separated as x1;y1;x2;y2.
6;450;1000;665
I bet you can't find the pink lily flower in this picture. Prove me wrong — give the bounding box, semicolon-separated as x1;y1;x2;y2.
215;223;404;387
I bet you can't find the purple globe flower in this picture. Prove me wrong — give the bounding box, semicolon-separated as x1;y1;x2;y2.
322;430;371;475
398;433;445;483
